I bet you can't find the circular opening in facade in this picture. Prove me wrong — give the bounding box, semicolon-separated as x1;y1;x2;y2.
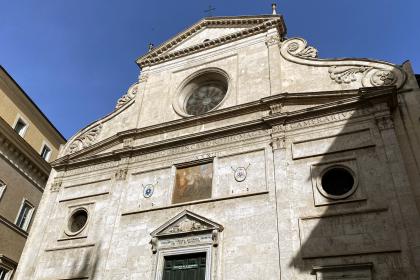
321;167;355;198
174;69;229;117
67;208;88;234
185;81;227;115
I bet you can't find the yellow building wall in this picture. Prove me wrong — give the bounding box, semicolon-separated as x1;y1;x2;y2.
0;71;64;161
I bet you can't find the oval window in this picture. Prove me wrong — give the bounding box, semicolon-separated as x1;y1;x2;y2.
67;208;88;234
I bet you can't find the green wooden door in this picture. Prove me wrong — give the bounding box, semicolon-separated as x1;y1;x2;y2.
162;252;206;280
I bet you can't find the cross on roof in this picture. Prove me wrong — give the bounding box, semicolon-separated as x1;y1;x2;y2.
204;5;216;17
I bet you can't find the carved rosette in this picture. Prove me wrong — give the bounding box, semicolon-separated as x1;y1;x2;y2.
115;82;139;110
280;38;406;88
67;124;103;154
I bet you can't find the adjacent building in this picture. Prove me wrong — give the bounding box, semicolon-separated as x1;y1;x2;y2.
15;8;420;280
0;66;65;279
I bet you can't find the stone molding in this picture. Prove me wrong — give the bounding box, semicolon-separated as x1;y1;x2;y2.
0;118;50;190
136;15;286;67
53;87;397;169
280;37;406;88
62;98;135;157
150;210;223;253
122;191;268;216
0;214;28;238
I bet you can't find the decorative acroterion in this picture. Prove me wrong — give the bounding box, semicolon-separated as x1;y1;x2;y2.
272;3;277;15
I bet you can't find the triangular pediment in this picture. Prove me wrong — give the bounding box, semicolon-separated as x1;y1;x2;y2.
151;210;223;237
136;15;286;67
168;26;247;53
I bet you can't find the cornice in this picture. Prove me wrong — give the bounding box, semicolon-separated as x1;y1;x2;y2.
0;117;50;189
136;15;286;68
0;214;28;239
52;87;396;170
60;88;368;163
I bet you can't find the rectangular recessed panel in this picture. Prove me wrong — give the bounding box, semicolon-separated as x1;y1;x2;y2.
299;209;400;259
292;129;374;159
60;179;110;202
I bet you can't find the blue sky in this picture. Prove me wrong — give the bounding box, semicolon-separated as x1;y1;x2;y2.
1;0;419;139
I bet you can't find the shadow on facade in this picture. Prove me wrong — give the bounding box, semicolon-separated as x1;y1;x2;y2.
281;88;417;278
69;241;101;279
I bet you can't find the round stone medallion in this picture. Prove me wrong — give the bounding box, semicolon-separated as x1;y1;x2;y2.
234;167;247;182
143;184;154;198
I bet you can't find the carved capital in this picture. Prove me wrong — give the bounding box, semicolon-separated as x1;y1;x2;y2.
269;103;283;115
50;179;62;192
271;137;287;150
123;138;134;148
376;115;394;131
265;34;280;47
114;168;128;181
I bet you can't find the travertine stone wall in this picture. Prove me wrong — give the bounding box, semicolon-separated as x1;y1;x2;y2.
15;17;420;280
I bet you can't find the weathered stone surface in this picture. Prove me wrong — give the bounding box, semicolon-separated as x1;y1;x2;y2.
15;13;420;280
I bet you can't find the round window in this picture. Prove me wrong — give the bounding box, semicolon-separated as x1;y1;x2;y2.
185;81;226;115
319;166;357;199
67;208;88;235
173;69;229;117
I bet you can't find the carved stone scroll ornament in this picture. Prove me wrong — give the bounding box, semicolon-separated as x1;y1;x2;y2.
329;66;398;87
115;82;139;109
280;37;406;88
67;124;103;154
286;39;318;58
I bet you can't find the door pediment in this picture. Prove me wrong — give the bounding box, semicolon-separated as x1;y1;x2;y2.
151;210;223;238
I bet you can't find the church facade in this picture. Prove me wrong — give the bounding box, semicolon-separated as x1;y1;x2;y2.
15;11;420;280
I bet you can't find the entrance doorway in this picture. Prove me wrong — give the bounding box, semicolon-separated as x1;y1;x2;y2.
162;252;206;280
